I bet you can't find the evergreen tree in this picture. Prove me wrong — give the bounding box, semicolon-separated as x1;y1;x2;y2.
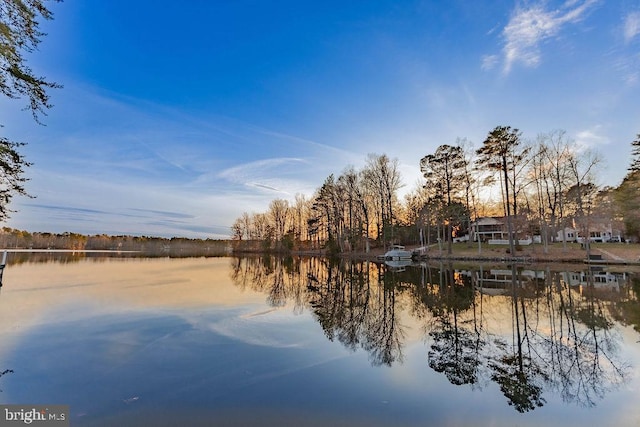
617;134;640;240
629;134;640;173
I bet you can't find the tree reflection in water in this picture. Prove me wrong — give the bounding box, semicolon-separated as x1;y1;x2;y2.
423;263;481;387
229;256;639;412
487;265;547;412
231;256;406;366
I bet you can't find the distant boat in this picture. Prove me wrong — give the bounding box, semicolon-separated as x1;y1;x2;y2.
384;245;413;260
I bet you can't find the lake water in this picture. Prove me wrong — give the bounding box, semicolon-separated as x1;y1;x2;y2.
1;254;639;426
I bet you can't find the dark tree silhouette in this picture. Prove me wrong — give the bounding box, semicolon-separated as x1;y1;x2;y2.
421;144;466;254
429;323;482;386
490;354;546;412
629;134;640;173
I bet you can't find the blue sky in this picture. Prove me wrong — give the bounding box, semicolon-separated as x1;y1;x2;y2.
2;0;639;238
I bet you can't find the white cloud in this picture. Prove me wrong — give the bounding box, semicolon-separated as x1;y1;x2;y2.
498;0;598;73
623;11;640;43
606;11;640;85
575;126;610;151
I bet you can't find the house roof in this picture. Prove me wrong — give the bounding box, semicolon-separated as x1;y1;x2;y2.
471;217;503;226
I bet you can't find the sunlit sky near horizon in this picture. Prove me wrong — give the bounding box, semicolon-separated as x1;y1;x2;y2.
2;0;640;238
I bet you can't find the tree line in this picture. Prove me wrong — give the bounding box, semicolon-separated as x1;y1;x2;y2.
0;227;231;256
231;127;640;254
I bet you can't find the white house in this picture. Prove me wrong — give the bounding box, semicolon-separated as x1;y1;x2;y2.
470;217;507;242
557;224;621;243
556;227;578;242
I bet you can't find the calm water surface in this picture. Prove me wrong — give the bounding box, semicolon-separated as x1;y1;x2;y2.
1;255;639;426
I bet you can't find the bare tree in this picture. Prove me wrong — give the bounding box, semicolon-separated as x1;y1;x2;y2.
268;198;290;249
338;166;372;252
566;149;601;253
541;130;574;250
291;193;311;243
362;153;402;249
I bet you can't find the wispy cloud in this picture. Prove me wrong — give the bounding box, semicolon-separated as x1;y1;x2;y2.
575;126;610;151
254;128;358;160
28;204;112;216
493;0;598;74
217;158;312;195
623;11;640;43
249;183;283;192
128;208;196;220
481;54;499;71
607;11;640;85
612;53;640;85
217;158;306;179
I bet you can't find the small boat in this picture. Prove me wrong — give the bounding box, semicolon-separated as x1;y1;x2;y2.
384;245;413;260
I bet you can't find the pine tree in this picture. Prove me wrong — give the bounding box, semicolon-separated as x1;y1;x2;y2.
629;134;640;173
420;144;466;254
475;126;530;253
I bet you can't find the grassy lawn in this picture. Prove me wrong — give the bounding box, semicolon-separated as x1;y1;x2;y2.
424;241;640;262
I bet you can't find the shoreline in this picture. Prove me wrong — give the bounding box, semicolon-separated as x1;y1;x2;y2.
5;245;640;268
0;249;140;253
291;242;640;267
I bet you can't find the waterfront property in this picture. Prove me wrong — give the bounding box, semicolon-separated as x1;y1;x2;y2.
469;215;625;246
